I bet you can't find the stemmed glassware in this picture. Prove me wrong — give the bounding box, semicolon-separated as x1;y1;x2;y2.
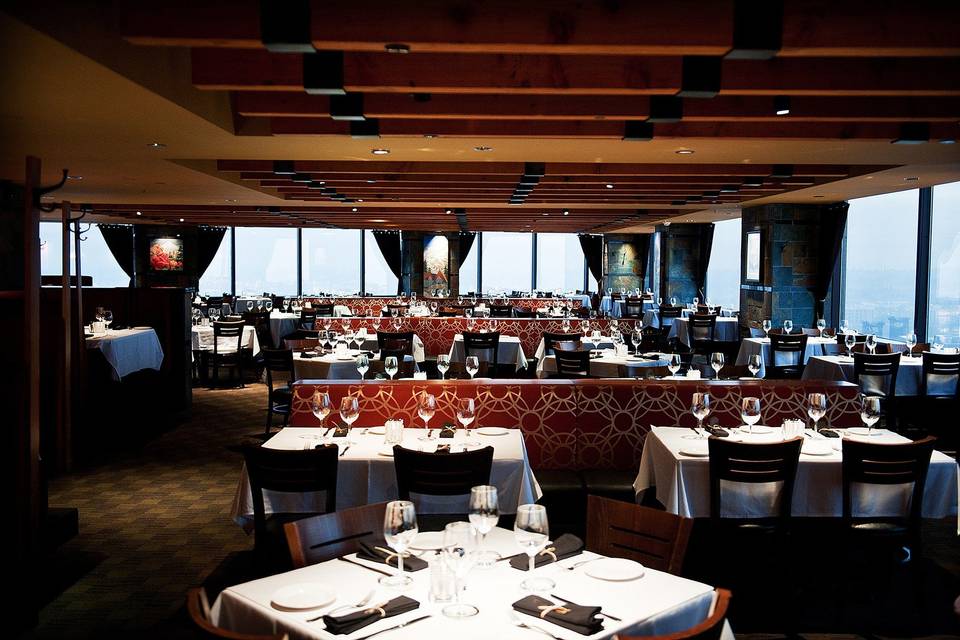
667;353;682;377
440;522;479;618
355;354;369;381
783;319;793;334
379;500;418;589
762;319;772;338
103;310;114;331
807;393;827;432
845;333;856;356
209;307;220;322
632;326;643;354
816;318;826;337
465;356;480;379
393;317;403;331
311;391;332;429
417;393;436;441
670;297;677;306
469;485;500;567
740;397;761;434
384;356;399;380
580;319;590;335
865;334;878;354
340;396;360;443
437;354;451;380
265;300;273;312
747;354;762;378
689;392;711;438
457;398;478;446
860;396;881;436
905;332;918;357
247;300;255;312
514;504;553;592
933;335;946;352
710;352;725;379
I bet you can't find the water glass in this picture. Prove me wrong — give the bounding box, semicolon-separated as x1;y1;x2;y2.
783;319;793;334
441;522;479;618
469;485;500;566
355;354;370;380
807;393;827;432
865;334;878;354
514;504;554;592
428;552;457;604
845;333;856;356
710;352;725;379
385;418;404;445
762;319;772;337
782;418;805;440
380;501;418;589
384;356;399;380
747;354;762;377
667;353;682;376
437;354;451;380
860;396;882;435
465;356;480;379
816;318;826;336
905;332;918;357
741;397;761;434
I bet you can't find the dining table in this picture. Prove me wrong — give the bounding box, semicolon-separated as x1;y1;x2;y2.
448;334;528;371
191;323;261;358
533;336;616;367
735;336;836;378
231;427;541;528
210;526;731;640
293;351;419;381
634;427;958;520
599;296;655;319
801;353;924;395
85;327;165;380
539;351;670;378
671;316;740;347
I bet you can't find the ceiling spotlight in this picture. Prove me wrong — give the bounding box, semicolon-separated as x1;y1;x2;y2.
675;149;695;155
352;207;358;211
67;174;83;180
563;210;569;216
774;96;791;116
543;213;549;216
605;183;614;189
445;209;452;214
366;179;376;183
357;199;364;202
423;134;438;139
148;142;166;149
904;176;919;181
225;198;237;203
371;148;390;155
473;146;494;152
136;211;142;216
179;218;184;222
384;43;411;54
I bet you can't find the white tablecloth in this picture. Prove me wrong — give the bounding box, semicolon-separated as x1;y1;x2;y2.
801;354;923;396
293;352;418;380
566;293;592;309
192;325;261;357
735;336;835;378
211;527;729;640
533;337;615;364
86;328;164;380
539;352;670;378
231;428;541;526
634;427;958;519
449;334;528;371
270;312;301;347
672;317;739;347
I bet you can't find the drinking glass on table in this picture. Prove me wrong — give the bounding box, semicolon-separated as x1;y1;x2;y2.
933;335;945;352
657;297;663;307
457;398;478;446
747;353;762;378
465;356;480;379
845;333;856;356
417;393;437;441
762;319;772;338
393;317;402;331
469;485;500;567
580;319;590;334
441;522;479;618
311;391;332;429
340;396;360;443
741;397;761;434
379;500;418;589
372;317;381;332
632;327;643;353
514;504;554;592
437;354;451;380
384;356;399;380
610;319;619;335
355;354;369;381
667;353;682;377
689;392;711;438
905;332;918;357
866;334;878;354
246;300;254;312
265;300;273;312
103;310;113;331
670;297;677;306
710;352;725;379
466;317;476;332
860;396;882;436
807;393;827;432
783;319;793;334
693;297;700;307
209;307;219;321
489;319;498;332
816;318;826;336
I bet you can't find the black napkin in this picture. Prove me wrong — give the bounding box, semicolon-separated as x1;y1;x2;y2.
512;595;603;636
355;540;428;572
299;351;316;359
508;533;584;570
331;425;350;438
705;426;729;437
439;423;456;439
322;595;420;635
434;444;451;453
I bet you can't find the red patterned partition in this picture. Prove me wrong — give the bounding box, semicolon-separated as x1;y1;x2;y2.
305;296;585;317
289;379;862;470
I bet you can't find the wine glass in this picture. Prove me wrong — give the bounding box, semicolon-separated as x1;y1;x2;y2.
905;332;918;357
373;317;381;332
667;353;682;377
457;398;478;446
693;297;700;308
762;319;772;338
340;396;360;442
740;397;761;434
384;356;399;380
514;504;554;592
670;297;677;306
865;334;877;354
933;335;945;352
379;500;418;588
710;352;725;379
845;333;856;356
103;310;113;331
246;300;254;312
265;300;273;312
441;522;479;618
465;356;480;379
489;319;498;333
816;318;826;337
393;317;402;331
469;485;500;566
783;319;793;335
561;318;571;333
807;393;827;432
747;354;762;378
632;327;643;354
355;354;369;381
417;393;436;440
437;354;451;380
690;392;710;438
580;319;590;335
860;396;881;436
209;307;220;321
657;297;663;307
311;391;332;429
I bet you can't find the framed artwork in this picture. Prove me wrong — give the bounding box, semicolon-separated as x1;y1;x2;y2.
149;237;184;271
745;230;762;282
422;235;449;293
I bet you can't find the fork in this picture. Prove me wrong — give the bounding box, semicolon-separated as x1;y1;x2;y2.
512;614;564;640
563;557;601;571
306;589;375;622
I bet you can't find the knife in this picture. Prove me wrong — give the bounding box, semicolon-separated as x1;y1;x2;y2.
337;556;393;577
352;614;431;640
339;445;351;457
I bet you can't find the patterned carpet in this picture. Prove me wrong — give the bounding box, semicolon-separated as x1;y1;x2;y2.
19;381;960;639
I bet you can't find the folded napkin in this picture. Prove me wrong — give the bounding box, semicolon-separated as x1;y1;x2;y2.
508;533;584;570
299;351;316;358
355;541;428;572
512;595;602;636
322;595;420;635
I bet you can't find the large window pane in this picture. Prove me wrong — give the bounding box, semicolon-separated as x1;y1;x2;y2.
199;227;232;296
40;221;72;277
41;222;128;287
536;233;585;292
364;230;398;295
843;190;919;339
481;232;532;294
705;219;741;310
301;228;360;295
460;237;478;295
236;227;298;295
929;181;960;348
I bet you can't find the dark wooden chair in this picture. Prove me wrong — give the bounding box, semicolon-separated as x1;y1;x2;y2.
211;321;245;388
393;445;494;529
187;587;287;640
586;495;692;575
543;332;584;356
623;299;645;318
920;351;960;398
284;502;388;568
298;309;318;330
438;306;461;317
513;307;537;318
262;348;294;435
688;314;718;355
376;331;415;355
463;331;501;375
242;310;273;354
836;332;867;354
489;304;514;318
283;337;320;352
553;349;592;378
853;352;902;425
313;303;334;317
615;589;731;640
767;332;809;379
242;444;339;568
386;303;408;317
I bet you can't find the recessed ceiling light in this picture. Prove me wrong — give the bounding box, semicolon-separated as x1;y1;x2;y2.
366;179;376;183
352;207;358;212
904;176;919;181
542;213;549;216
813;195;825;198
563;210;569;216
357;199;364;202
369;218;387;223
774;95;791;116
148;142;166;149
179;218;184;222
605;183;614;189
675;149;695;155
136;211;142;216
864;176;873;180
371;148;390;155
67;174;83;180
225;198;237;203
473;146;493;152
423;134;437;139
384;43;410;54
445;209;452;214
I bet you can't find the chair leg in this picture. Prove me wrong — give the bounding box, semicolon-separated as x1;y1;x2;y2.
265;401;273;435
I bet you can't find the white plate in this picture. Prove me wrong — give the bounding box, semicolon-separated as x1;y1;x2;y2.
845;427;882;436
584;558;645;582
738;425;774;434
132;326;152;330
377;448;394;457
336;355;355;361
411;531;445;551
801;442;833;456
678;444;709;457
476;427;510;436
367;426;386;435
270;583;336;610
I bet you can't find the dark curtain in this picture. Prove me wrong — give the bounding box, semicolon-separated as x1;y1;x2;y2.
813;202;849;317
634;234;651;285
695;223;715;299
458;232;476;268
197;227;227;280
373;230;403;294
579;234;604;289
98;225;135;287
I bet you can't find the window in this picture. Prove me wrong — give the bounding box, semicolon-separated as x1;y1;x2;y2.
536;233;586;292
460;236;478;294
40;221;72;277
301;228;360;295
843;190;919;339
199;228;232;296
706;219;741;310
40;222;129;287
235;227;298;295
929;181;960;348
481;232;532;294
364;230;398;295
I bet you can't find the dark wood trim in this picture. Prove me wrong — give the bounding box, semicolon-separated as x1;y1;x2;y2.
915;187;932;342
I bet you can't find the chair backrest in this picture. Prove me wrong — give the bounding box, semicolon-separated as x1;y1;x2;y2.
659;306;683;330
241;444;339;543
299;309;318;329
513;307;536;318
437;306;460;317
284;502;388;568
313;303;334;317
616;589;731;640
689;314;717;342
920;351;960;398
554;349;592;377
624;300;645;318
836;333;867;348
708;437;802;523
489;304;514;318
852;352;901;398
393;446;494;499
769;332;809;373
262;348;294;390
387;304;408;316
463;331;500;368
543;332;583;356
377;331;415;354
841;436;936;525
586;495;692;575
187;587;287;640
213;321;245;356
283;337;320;351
